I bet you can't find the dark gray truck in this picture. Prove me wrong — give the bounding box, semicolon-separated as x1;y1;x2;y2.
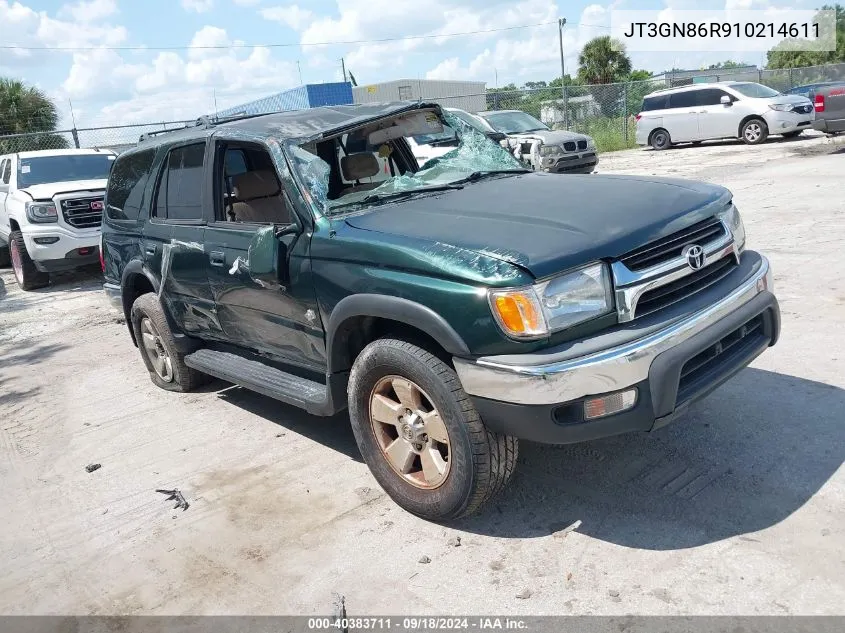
787;82;845;135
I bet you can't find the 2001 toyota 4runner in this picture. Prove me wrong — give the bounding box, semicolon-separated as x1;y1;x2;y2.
0;149;116;289
102;103;780;521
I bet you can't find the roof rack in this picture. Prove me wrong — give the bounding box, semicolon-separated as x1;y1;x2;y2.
137;111;277;143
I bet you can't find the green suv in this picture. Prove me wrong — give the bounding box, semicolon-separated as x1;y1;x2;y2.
102;102;780;521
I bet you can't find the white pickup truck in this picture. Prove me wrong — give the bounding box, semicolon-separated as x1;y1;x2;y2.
0;148;116;290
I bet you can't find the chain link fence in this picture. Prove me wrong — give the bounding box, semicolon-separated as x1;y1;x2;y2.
2;62;845;156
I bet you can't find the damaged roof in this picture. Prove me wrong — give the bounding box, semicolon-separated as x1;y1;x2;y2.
217;101;440;141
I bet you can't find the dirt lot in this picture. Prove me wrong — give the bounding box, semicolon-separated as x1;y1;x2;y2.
1;132;843;616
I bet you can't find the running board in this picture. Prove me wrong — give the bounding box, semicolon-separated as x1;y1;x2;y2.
184;349;345;416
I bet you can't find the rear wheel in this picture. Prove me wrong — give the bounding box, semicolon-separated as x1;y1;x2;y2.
130;293;207;392
741;118;768;144
348;338;518;521
649;128;671;150
9;230;49;291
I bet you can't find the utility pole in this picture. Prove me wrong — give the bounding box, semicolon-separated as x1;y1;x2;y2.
297;60;303;85
558;17;568;129
341;58;348;83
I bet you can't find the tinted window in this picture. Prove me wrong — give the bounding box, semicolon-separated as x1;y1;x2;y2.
696;88;730;106
1;159;9;184
106;149;155;221
17;153;115;188
668;91;697;108
481;111;549;134
155;143;206;221
728;83;781;98
642;95;669;111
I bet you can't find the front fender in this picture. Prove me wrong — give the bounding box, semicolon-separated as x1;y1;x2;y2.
326;294;470;373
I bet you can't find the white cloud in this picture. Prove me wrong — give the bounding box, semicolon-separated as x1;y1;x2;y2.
181;0;214;13
59;0;118;22
261;5;315;31
233;0;260;5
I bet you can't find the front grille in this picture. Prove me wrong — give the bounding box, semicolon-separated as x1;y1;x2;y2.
577;139;587;150
636;255;737;317
61;196;104;228
677;314;767;404
563;141;576;151
620;217;727;272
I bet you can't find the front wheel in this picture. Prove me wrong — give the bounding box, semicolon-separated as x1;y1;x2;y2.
741;118;769;144
348;338;518;521
9;230;49;291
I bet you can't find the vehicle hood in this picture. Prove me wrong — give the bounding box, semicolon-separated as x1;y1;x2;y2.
505;129;591;144
17;179;108;201
767;94;812;106
344;172;731;279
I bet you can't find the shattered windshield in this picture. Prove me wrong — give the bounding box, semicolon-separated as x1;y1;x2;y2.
286;109;527;216
481;111;550;134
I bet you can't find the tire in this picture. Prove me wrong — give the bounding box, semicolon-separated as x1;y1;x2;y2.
130;292;207;392
348;338;518;521
9;230;49;291
649;128;671;150
0;241;10;268
781;130;802;138
741;118;768;145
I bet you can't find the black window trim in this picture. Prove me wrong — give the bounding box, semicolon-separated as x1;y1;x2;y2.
105;148;156;224
149;139;210;226
209;132;312;232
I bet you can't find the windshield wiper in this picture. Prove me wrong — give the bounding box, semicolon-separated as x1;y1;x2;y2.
451;170;529;185
360;184;464;204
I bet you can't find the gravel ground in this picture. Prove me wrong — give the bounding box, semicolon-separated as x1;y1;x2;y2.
1;132;843;616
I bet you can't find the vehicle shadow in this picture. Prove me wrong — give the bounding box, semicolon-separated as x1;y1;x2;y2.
213;384;363;463
457;367;844;549
0;343;71;367
662;135;817;150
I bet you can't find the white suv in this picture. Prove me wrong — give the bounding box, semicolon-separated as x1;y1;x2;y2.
636;82;815;150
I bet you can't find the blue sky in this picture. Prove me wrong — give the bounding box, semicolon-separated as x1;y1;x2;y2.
1;0;819;128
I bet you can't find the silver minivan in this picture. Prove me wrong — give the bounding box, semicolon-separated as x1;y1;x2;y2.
636;82;815;150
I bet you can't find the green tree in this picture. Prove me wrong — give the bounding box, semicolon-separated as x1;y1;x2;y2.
766;4;844;68
0;77;69;152
577;36;633;84
628;69;652;81
707;60;747;69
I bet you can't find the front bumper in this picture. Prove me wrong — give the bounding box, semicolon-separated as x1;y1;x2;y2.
764;109;814;134
541;151;598;174
22;223;101;270
453;252;779;444
103;282;123;311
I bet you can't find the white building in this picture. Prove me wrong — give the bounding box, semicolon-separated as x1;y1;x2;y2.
352;79;487;113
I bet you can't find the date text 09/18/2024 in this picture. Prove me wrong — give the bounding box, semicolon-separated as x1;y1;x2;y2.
307;617;529;630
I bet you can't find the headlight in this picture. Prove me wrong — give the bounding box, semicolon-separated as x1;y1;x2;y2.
25;201;58;223
586;138;596;149
539;145;561;156
718;204;746;252
768;103;793;112
489;262;613;339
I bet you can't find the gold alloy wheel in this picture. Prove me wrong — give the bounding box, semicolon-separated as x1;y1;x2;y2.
369;375;451;489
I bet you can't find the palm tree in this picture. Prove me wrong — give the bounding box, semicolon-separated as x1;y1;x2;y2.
577;37;633;84
0;77;68;151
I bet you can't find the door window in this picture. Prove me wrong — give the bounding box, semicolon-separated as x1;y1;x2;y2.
668;91;697;108
154;143;206;221
696;89;733;106
1;159;10;184
106;149;155;220
217;143;291;225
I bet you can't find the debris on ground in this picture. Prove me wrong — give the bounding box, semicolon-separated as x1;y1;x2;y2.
418;555;431;564
489;560;505;571
516;588;532;599
608;589;621;602
85;463;101;473
447;536;462;548
276;433;285;437
156;488;189;511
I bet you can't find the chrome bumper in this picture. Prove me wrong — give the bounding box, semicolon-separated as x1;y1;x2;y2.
454;255;774;406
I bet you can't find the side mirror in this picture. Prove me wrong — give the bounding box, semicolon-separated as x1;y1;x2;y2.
231;224;299;289
720;95;732;106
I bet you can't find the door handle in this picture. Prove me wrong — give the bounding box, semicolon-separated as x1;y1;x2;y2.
145;246;156;256
209;251;226;267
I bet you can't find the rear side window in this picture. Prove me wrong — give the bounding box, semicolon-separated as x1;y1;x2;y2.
696;88;731;106
155;143;206;221
642;95;669;111
106;149;155;221
668;91;697;108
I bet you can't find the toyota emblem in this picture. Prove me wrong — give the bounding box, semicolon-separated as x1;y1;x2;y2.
683;244;705;270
